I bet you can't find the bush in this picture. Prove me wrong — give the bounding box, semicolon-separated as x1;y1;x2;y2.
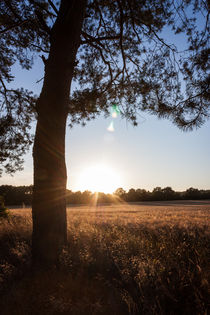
0;196;9;218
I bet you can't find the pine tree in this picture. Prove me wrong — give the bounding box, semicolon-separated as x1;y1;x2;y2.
0;0;209;266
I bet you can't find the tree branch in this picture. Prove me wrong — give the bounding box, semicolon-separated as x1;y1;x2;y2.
31;44;50;53
28;0;57;18
82;35;113;82
117;0;128;80
0;20;28;34
81;32;120;44
48;0;59;15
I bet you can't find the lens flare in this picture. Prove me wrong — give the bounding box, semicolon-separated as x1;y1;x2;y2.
111;104;120;118
112;112;118;118
107;121;114;132
107;104;120;131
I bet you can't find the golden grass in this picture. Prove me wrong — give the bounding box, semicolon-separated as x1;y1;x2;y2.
0;202;209;314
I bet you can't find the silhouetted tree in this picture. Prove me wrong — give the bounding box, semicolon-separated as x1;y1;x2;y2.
81;190;92;204
1;0;209;266
184;187;201;200
138;189;151;201
114;188;126;200
152;187;163;201
161;186;175;200
126;188;137;202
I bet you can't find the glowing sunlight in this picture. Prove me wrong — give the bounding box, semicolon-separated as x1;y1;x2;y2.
76;164;121;193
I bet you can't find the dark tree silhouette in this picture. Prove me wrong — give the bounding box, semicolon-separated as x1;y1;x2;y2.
185;187;201;199
0;0;209;266
114;187;126;199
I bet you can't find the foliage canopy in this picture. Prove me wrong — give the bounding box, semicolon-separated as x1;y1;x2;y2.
0;0;209;175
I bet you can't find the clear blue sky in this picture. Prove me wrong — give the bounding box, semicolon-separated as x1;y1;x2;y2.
2;106;210;192
1;30;210;192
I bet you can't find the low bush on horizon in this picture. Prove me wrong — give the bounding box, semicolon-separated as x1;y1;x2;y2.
0;196;9;218
0;204;209;314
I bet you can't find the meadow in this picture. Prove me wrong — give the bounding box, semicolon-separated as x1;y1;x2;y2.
0;201;209;314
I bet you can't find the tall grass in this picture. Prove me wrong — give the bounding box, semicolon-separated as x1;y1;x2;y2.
0;203;209;314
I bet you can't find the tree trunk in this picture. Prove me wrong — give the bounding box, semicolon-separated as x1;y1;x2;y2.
32;0;86;267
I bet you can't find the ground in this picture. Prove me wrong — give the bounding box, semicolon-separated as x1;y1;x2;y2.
0;201;209;314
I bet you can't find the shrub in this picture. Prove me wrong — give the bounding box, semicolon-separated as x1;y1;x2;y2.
0;196;9;218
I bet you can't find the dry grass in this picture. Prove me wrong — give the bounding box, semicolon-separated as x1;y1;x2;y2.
0;201;209;314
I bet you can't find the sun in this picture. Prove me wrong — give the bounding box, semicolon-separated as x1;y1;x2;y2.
76;164;121;193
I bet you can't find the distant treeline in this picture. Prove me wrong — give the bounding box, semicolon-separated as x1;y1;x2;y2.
0;185;210;206
0;185;33;206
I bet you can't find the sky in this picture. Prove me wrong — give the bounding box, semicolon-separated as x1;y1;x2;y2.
1;56;209;192
2;106;210;192
1;16;210;193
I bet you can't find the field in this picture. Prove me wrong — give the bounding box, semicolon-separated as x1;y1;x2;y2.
0;201;209;314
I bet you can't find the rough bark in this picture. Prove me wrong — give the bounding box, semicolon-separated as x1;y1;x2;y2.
32;0;87;267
